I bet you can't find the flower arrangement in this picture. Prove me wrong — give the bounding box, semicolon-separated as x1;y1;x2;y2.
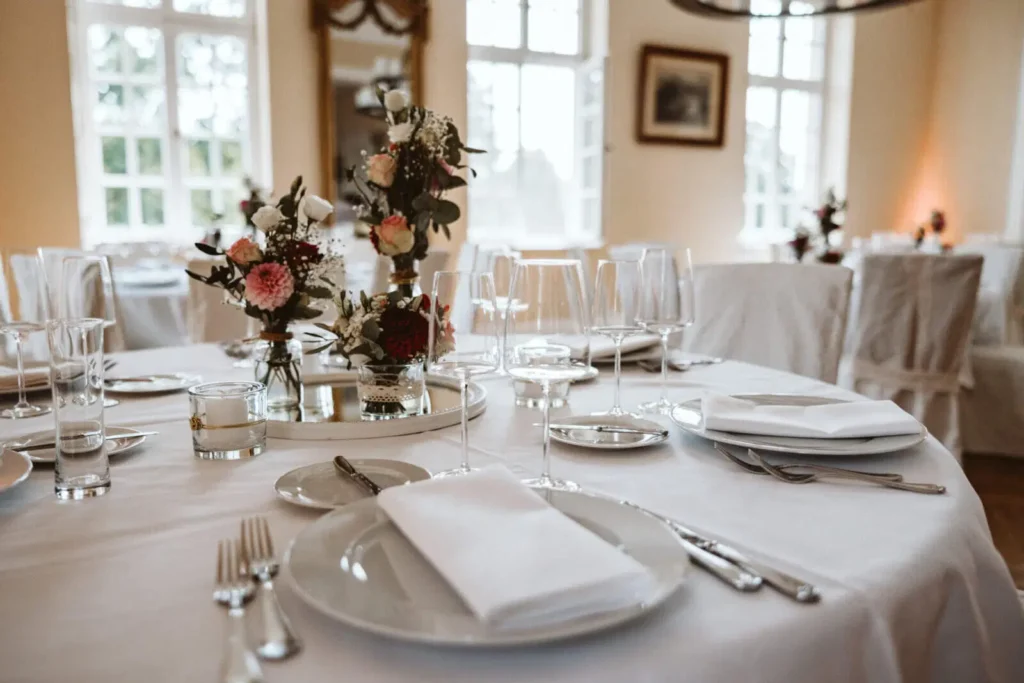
323;290;452;367
348;89;482;295
793;188;847;265
788;229;811;263
186;176;341;406
915;209;951;252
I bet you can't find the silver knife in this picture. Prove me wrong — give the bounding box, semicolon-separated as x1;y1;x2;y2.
11;431;160;452
333;455;382;496
535;423;669;437
623;501;820;603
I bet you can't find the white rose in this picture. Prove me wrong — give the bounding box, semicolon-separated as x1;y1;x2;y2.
384;89;408;113
251;205;285;232
302;194;334;223
388;122;414;144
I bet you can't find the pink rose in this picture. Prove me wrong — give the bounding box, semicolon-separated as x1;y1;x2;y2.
366;153;397;187
244;262;294;311
226;237;262;265
374;215;415;256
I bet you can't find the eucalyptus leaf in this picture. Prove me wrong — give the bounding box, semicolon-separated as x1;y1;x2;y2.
184;270;207;283
305;286;333;300
433;200;461;225
195;243;220;256
361;319;381;340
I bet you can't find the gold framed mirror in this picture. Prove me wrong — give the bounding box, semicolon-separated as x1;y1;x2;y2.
312;0;428;222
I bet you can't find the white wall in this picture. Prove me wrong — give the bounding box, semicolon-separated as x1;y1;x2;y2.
604;1;749;263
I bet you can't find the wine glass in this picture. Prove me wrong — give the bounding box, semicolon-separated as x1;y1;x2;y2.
0;256;51;419
475;248;521;375
53;255;120;408
504;259;590;491
591;259;644;416
638;247;695;414
428;271;500;477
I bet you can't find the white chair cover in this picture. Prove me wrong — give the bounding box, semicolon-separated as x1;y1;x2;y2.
847;253;983;461
958;243;1024;345
185;258;250;344
683;263;853;383
608;242;672;261
961;345;1024;458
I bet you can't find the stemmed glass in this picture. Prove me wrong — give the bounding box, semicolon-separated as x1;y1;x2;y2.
477;248;521;375
53;255;120;408
591;259;644;416
638;247;695;414
0;256;51;419
504;259;590;490
428;271;500;477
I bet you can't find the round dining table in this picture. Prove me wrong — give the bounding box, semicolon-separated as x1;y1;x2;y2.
0;344;1021;683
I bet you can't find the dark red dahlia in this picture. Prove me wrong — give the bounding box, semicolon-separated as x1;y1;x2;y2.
378;306;429;362
287;241;322;264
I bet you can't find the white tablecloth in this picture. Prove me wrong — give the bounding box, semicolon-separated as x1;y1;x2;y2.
0;345;1022;683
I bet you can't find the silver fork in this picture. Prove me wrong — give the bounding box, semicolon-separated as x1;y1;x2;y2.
713;442;904;483
241;517;301;660
214;540;265;683
746;449;946;495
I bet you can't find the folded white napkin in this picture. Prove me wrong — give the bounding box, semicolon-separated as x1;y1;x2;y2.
588;334;660;360
701;393;922;439
0;366;49;391
376;466;658;631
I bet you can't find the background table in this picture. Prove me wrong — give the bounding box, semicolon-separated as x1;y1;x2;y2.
0;345;1022;683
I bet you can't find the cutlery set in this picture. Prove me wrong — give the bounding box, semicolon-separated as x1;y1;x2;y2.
214;517;300;683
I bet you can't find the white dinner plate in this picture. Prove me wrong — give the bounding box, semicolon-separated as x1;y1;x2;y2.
571;366;600;384
275;459;431;510
285;489;690;646
549;415;669;451
670;394;928;457
0;448;32;494
6;426;150;464
105;373;201;395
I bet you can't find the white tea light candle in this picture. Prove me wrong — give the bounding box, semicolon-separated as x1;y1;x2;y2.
189;382;268;460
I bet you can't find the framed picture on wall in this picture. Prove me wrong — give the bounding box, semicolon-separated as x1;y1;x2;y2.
636;45;729;148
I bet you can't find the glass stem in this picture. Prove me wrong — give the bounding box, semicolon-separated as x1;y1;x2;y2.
459;375;470;473
541;381;552;484
612;338;623;414
13;332;27;410
659;333;670;402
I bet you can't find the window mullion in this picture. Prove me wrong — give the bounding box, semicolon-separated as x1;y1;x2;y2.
164;24;184;237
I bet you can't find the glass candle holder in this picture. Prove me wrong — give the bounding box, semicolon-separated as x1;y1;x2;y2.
356;363;426;421
189;382;267;460
513;379;569;409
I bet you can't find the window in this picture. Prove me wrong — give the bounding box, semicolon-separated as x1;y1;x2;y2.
68;0;267;245
466;0;604;247
743;0;827;242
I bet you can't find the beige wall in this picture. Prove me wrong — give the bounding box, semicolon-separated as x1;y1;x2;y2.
909;0;1024;240
0;0;322;253
844;1;938;239
604;1;748;263
0;0;80;252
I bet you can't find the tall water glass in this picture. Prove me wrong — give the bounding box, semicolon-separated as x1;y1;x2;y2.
47;318;109;500
428;271;500;477
591;259;644;416
638;247;695;414
504;259;590;491
479;249;521;375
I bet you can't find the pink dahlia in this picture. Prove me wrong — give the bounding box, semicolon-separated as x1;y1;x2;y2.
244;262;294;311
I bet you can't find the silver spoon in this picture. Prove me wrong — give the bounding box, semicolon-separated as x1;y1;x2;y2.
747;449;946;495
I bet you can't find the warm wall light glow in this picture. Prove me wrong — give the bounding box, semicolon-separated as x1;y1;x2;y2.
897;150;955;242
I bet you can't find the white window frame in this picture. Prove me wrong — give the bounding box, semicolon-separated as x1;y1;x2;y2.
467;0;603;249
67;0;271;247
740;2;831;247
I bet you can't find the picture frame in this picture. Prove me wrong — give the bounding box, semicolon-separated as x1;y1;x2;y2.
636;45;729;148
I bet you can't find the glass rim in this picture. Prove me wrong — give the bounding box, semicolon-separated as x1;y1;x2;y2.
45;317;105;331
513;258;581;267
188;381;265;398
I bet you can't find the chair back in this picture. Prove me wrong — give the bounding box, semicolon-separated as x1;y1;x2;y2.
849;253;983;460
959;243;1024;345
684;262;854;383
185;257;250;344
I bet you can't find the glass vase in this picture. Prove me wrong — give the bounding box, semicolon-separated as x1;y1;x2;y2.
389;256;421;298
253;334;303;410
357;363;426;420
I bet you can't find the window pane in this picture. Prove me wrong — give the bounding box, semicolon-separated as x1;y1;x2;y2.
782;39;824;81
221;140;243;175
745;85;777;130
104;188;129;226
520;64;574;232
137;138;162;175
779;89;821;198
188;139;211;175
129;85;166;131
88;26;123;75
140;188;164;225
748;36;780;77
101;136;127;174
173;0;245;17
467;0;521;49
527;0;579;55
750;0;781;15
177;34;249;138
191;189;214;226
88;0;161;7
467;60;520;178
94;84;125;127
125;27;161;76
